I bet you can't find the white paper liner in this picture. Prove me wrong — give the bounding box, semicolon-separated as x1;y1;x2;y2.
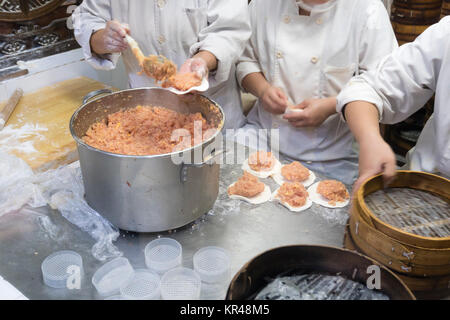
242;158;282;179
228;184;272;205
271;187;313;213
272;167;316;187
164;77;209;95
308;182;349;208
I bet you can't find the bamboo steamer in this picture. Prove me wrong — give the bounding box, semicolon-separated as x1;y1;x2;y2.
392;0;442;44
357;171;450;249
344;226;450;299
345;171;450;298
394;0;443;10
349;202;450;277
391;6;441;24
392;21;432;42
442;0;450;17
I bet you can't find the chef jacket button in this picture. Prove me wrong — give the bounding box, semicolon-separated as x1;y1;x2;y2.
158;35;166;44
157;0;166;8
316;18;323;25
283;15;291;24
272;121;280;129
311;56;319;64
276;51;283;59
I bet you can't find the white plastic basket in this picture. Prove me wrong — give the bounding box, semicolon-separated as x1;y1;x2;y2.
144;238;182;274
160;267;201;300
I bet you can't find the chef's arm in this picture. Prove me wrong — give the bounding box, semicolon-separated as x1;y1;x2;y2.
344;101;397;196
72;0;121;70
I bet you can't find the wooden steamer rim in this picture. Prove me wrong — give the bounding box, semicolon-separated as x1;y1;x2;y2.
349;202;450;277
344;224;450;298
357;171;450;249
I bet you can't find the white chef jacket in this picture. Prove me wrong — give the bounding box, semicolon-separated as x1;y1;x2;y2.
337;17;450;178
236;0;397;184
72;0;251;129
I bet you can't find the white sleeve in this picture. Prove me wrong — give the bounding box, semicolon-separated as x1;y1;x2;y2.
72;0;120;70
189;0;251;86
337;17;449;124
235;0;262;88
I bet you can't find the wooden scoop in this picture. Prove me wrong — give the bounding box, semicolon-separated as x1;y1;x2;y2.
125;35;177;82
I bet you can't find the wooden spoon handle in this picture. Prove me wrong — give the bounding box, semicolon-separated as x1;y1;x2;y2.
125;35;145;66
0;88;23;130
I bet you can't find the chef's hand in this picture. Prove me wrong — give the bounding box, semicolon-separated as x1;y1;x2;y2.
179;57;208;79
260;85;288;115
90;21;130;55
352;135;397;199
283;97;337;127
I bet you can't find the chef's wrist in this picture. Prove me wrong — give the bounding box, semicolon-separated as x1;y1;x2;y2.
257;82;271;99
358;131;384;147
90;29;106;55
323;97;338;117
193;50;218;72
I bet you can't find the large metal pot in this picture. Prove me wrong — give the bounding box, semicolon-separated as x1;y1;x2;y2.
226;245;416;300
70;87;224;232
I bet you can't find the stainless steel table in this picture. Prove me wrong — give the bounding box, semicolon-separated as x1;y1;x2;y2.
0;149;347;300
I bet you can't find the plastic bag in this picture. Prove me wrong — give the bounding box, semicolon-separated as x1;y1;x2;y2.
0;151;46;215
35;163;122;261
0;151;121;261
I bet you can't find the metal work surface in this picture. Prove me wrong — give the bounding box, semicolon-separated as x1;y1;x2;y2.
0;148;347;300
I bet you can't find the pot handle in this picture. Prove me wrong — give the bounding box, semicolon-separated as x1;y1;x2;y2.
82;89;113;104
180;149;227;183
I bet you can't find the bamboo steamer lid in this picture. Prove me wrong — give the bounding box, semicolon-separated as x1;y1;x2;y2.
357;171;450;248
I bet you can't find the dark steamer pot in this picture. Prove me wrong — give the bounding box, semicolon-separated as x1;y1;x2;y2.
70;88;224;232
226;245;415;300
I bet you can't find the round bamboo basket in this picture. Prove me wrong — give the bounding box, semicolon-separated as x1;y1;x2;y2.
346;171;450;298
442;0;450;17
392;22;432;42
349;202;450;277
392;0;442;45
394;0;443;10
345;226;450;299
391;6;441;24
357;171;450;249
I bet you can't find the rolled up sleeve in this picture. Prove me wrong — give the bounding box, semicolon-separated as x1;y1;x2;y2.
336;77;384;119
72;0;120;70
337;17;444;124
189;0;251;85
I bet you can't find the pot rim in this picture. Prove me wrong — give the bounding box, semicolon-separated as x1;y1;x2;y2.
69;87;225;160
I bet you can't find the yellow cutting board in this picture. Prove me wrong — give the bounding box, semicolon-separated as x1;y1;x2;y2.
1;77;115;172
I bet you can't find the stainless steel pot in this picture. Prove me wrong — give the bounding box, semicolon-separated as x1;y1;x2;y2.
70;87;225;232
